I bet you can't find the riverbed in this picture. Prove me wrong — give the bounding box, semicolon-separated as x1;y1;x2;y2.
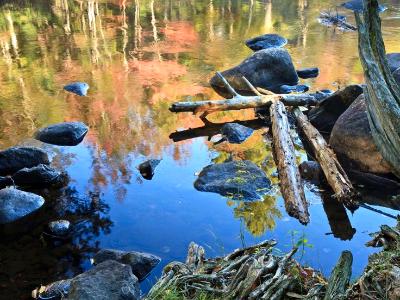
0;0;400;299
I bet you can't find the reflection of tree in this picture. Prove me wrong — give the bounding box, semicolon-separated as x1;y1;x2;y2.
231;195;282;237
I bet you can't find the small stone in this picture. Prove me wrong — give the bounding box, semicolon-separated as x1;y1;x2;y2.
220;123;254;144
48;220;71;236
94;249;161;281
245;34;287;51
64;82;89;96
35;122;89;146
297;68;319;79
280;84;309;94
0;146;50;176
138;159;161;180
0;188;45;224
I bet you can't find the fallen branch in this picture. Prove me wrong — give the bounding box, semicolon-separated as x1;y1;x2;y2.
293;107;359;210
271;102;310;224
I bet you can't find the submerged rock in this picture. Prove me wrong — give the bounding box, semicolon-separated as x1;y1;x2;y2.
387;53;400;73
94;249;161;281
220;123;254;144
63;82;89;96
194;160;271;201
0;146;50;176
341;0;387;12
308;84;364;134
12;164;63;187
245;34;287;51
138;159;161;180
299;161;323;184
68;260;140;300
210;48;299;98
330;94;392;174
297;67;319;79
48;220;71;236
279;84;309;94
0;188;45;224
35;122;89;146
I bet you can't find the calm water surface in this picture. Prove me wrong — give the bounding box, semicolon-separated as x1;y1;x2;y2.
1;0;400;299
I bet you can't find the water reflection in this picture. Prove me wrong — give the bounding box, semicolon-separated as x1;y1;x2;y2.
0;0;400;298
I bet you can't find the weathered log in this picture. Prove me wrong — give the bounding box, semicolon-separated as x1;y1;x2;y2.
355;0;400;178
293;108;358;210
270;102;310;224
324;251;353;300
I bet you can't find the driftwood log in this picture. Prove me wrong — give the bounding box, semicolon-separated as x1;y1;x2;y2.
355;0;400;178
293;108;358;210
271;102;309;225
323;251;353;300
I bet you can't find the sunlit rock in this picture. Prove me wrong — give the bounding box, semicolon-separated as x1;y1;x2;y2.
35;122;89;146
63;82;89;96
194;160;271;201
330;94;392;174
245;33;287;51
94;249;161;281
210;48;299;98
0;188;45;224
220;123;254;144
0;146;50;176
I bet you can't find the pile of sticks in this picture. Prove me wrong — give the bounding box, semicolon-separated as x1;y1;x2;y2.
170;72;359;225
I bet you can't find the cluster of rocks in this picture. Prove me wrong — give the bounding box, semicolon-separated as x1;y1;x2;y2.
33;249;161;300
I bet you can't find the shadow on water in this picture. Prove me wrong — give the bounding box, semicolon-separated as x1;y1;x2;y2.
0;0;399;299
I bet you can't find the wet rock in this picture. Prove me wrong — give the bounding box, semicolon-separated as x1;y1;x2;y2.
35;122;89;146
279;84;309;94
63;82;89;96
220;123;254;144
94;249;161;281
330;94;392;174
210;48;298;98
341;0;387;13
138;159;161;180
33;279;71;299
318;12;356;31
0;188;45;224
299;161;323;184
194;160;271;201
310;90;334;102
308;84;364;134
245;34;287;51
297;67;319;79
0;176;13;189
48;220;71;236
12;164;63;187
0;146;50;176
387;53;400;73
68;260;140;300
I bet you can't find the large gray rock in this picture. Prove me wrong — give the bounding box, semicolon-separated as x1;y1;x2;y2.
0;188;45;224
387;53;400;73
0;146;50;176
94;249;161;281
12;164;63;187
210;48;298;98
330;94;392;174
35;122;89;146
194;160;271;201
221;123;254;144
67;260;140;300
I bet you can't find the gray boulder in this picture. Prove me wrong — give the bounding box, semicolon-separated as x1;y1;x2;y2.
35;122;89;146
67;260;140;300
210;48;298;98
245;34;287;51
94;249;161;281
0;146;50;176
12;164;63;187
48;220;71;236
194;160;271;201
221;123;254;144
330;94;392;174
387;53;400;73
0;188;45;224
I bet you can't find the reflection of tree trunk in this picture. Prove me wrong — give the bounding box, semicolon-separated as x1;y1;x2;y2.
246;0;254;34
121;0;128;68
298;0;308;48
264;0;272;32
132;0;142;59
150;0;162;61
87;0;100;64
0;40;12;66
61;0;71;35
5;11;20;63
18;78;35;131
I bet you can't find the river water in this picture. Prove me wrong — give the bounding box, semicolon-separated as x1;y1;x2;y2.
0;0;400;299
